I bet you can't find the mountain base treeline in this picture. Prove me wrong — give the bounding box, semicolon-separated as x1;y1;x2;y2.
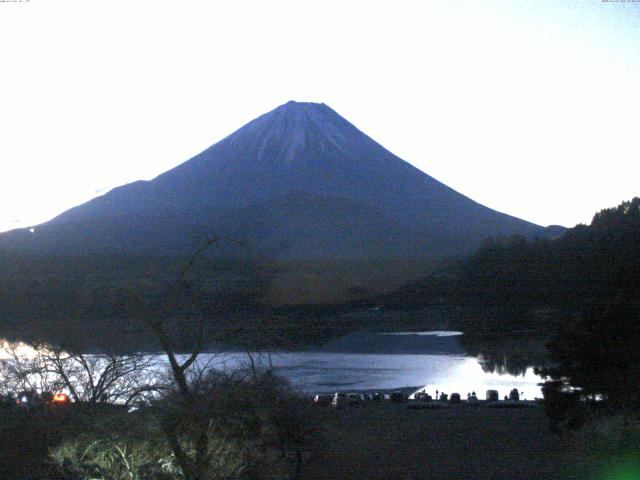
384;197;640;422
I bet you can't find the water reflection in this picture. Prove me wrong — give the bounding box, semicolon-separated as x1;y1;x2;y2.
262;330;543;398
194;350;544;399
416;361;543;400
378;331;463;337
478;353;536;377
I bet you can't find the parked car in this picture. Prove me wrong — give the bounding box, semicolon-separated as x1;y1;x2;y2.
449;393;461;404
51;392;71;405
390;391;407;403
467;394;479;405
347;393;361;406
15;390;72;410
40;391;53;404
372;392;384;402
486;389;499;402
408;401;451;410
313;394;332;406
415;392;432;402
16;390;41;409
509;388;520;401
361;393;371;401
332;392;347;408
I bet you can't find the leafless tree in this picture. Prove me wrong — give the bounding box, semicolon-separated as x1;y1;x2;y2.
146;238;227;480
0;341;63;395
148;237;290;479
0;341;163;406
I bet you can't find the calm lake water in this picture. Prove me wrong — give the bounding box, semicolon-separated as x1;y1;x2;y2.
200;331;544;400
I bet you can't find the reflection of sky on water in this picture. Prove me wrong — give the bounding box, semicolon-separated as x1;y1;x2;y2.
418;358;543;400
378;331;463;337
178;331;544;399
196;350;544;399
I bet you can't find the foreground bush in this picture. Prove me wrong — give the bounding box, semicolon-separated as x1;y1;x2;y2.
51;369;314;480
559;413;640;480
50;408;178;480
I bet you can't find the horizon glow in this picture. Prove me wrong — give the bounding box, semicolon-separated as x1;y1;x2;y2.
1;0;639;233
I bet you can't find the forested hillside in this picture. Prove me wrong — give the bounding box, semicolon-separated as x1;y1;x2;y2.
384;197;640;316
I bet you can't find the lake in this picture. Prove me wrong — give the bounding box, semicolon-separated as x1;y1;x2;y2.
0;331;545;401
201;331;545;400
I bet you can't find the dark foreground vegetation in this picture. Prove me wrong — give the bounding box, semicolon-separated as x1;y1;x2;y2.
381;198;640;319
387;198;636;320
0;366;313;480
304;402;588;480
4;395;640;480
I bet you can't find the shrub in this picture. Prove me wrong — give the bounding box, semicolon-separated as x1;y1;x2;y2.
51;368;314;480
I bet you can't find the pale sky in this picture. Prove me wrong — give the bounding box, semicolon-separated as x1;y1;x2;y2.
1;0;639;233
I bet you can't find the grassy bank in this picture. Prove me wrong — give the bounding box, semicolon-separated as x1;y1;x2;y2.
302;402;592;480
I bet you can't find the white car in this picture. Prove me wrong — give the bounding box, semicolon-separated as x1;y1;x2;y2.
313;394;332;406
332;392;347;408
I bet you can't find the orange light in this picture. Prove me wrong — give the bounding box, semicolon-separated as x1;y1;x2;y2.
52;393;69;404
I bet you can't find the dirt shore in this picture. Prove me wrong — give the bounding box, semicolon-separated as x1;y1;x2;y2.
302;402;590;480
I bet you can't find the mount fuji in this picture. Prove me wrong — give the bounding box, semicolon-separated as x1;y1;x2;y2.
0;101;549;261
